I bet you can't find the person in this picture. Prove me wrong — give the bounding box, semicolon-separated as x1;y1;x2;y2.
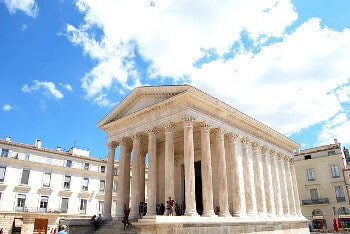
90;215;99;230
97;214;103;227
159;203;165;215
122;204;131;231
57;225;68;234
139;202;144;218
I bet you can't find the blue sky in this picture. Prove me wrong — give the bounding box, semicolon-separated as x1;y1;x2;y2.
1;0;350;159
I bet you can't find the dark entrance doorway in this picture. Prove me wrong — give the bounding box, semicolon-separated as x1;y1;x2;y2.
195;161;203;215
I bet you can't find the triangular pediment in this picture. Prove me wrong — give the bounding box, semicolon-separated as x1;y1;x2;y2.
98;85;193;128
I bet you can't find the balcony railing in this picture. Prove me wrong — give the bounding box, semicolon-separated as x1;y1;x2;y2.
302;198;329;205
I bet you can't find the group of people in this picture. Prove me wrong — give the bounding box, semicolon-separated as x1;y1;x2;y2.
156;197;185;216
90;214;103;230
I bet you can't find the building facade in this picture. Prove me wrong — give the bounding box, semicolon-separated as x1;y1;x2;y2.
294;139;350;231
0;137;119;233
99;85;308;234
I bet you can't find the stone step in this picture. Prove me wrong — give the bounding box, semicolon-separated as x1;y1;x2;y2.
94;220;137;234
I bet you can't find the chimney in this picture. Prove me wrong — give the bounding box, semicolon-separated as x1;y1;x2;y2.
35;139;42;149
5;136;11;142
334;139;339;145
56;146;62;151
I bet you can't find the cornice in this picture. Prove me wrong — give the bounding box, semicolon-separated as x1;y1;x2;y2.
100;85;298;152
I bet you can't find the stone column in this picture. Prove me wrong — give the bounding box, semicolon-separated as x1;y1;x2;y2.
130;134;142;219
146;129;157;217
261;147;274;216
125;143;132;208
290;159;302;215
214;128;231;217
252;143;266;216
183;116;198;216
226;133;241;217
285;158;297;215
270;151;283;216
140;151;146;203
200;123;216;217
116;139;128;218
241;137;254;215
164;123;175;206
278;154;290;216
104;141;118;220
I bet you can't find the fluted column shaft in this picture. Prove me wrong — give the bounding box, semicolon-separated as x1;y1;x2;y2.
183;117;198;216
200;124;216;217
271;152;283;216
125;146;131;208
140;152;146;203
252;143;266;216
164;124;175;204
261;148;274;216
278;155;290;216
146;130;157;216
130;134;142;219
285;158;297;215
104;141;117;220
116;139;129;217
215;129;231;217
291;160;302;215
241;138;254;215
227;134;241;216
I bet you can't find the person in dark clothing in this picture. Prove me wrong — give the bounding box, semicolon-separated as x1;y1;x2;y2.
159;203;165;215
122;204;131;230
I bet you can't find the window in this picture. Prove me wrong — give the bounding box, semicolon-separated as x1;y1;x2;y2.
42;172;51;187
331;165;340;178
20;169;30;185
100;166;106;173
304;155;311;160
83;163;89;170
61;197;69;213
64;160;72;168
335;185;346;202
1;148;9;157
39;196;48;212
307;168;315;181
25;153;30;161
0;166;6;182
113;181;118;193
16;194;26;211
80;199;87;214
328;150;336;156
99;180;105;192
113;168;118;176
64;175;71;189
98;201;104;214
310;188;319;200
82;178;89;191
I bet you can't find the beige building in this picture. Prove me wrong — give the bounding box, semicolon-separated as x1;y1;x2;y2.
294;139;350;231
99;85;308;233
0;137;119;233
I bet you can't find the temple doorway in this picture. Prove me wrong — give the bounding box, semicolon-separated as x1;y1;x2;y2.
195;161;203;215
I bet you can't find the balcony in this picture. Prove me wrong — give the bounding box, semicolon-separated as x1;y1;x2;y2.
302;198;329;205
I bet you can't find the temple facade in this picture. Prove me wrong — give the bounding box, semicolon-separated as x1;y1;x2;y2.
98;85;309;233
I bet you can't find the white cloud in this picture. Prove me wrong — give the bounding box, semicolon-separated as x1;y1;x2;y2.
60;83;73;92
22;80;64;99
2;104;13;111
3;0;38;17
317;113;350;146
67;0;350;141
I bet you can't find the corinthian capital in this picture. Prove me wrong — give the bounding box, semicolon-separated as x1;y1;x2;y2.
182;115;195;127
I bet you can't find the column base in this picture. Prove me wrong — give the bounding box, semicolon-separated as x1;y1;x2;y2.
219;211;232;217
201;210;217;217
185;209;199;216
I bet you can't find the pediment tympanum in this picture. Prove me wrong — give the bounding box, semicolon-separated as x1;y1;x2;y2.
98;85;192;128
